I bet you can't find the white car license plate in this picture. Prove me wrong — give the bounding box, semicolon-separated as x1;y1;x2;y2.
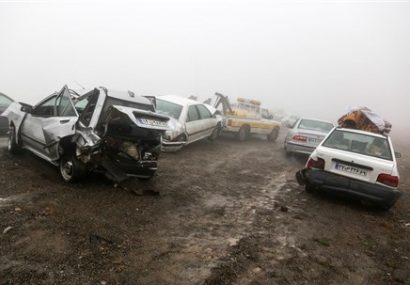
139;118;168;127
308;137;321;144
335;162;368;177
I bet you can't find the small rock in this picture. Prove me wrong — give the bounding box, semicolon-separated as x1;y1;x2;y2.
3;226;13;235
354;253;359;257
100;281;107;285
252;267;262;274
14;207;22;212
280;206;288;212
227;238;239;247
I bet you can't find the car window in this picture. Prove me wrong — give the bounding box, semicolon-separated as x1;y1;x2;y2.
32;96;57;117
0;95;12;108
78;92;99;126
323;130;393;160
156;99;183;120
187;105;200;122
298;119;333;132
196;104;212;119
57;94;77;117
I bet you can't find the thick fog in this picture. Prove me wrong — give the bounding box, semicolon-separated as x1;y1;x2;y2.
1;0;409;136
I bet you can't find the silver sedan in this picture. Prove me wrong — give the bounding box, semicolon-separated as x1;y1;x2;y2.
284;118;334;155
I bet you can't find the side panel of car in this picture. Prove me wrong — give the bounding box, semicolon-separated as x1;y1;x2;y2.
20;87;78;161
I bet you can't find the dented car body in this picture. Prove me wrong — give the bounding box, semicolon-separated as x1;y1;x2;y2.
3;86;169;182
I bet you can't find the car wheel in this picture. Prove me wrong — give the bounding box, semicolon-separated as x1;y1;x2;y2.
8;125;20;154
305;183;315;193
209;125;221;141
59;154;86;183
237;125;249;142
267;128;279;142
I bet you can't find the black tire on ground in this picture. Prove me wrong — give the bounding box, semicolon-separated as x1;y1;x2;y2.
209;125;221;141
8;125;20;154
379;201;396;211
59;154;86;183
267;128;280;142
305;183;315;193
237;125;249;142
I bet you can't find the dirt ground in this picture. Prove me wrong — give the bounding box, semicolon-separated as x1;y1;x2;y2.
0;130;409;285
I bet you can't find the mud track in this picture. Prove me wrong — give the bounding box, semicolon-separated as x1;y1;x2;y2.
0;132;409;285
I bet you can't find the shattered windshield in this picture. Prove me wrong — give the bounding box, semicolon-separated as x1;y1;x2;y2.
323;130;393;160
298;119;333;133
156;99;183;120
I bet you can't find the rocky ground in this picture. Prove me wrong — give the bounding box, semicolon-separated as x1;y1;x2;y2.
0;131;409;285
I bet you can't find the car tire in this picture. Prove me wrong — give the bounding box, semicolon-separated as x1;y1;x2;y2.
267;128;279;142
379;201;395;211
59;154;86;183
237;125;249;142
209;125;221;141
305;183;315;193
8;125;20;154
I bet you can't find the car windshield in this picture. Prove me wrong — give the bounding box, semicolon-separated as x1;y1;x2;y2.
298;119;333;132
323;130;393;160
0;95;13;108
156;99;183;120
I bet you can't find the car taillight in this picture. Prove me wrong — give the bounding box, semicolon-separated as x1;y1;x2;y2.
307;157;325;170
293;134;307;142
377;174;399;188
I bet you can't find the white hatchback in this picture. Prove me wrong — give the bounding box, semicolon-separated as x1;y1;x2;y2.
296;127;402;210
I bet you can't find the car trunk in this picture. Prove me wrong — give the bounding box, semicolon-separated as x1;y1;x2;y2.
317;146;395;184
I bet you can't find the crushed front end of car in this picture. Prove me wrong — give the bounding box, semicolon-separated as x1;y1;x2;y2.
73;105;169;182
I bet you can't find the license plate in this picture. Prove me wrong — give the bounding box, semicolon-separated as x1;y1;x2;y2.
308;137;322;144
335;162;367;177
139;118;168;127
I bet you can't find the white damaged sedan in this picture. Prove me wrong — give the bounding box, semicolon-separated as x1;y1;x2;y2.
155;95;223;151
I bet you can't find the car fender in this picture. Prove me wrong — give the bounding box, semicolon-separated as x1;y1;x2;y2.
1;102;27;143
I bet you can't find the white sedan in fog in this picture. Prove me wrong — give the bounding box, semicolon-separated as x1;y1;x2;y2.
284;117;334;155
155;95;223;151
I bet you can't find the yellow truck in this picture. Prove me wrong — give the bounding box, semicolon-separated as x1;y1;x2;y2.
214;93;281;142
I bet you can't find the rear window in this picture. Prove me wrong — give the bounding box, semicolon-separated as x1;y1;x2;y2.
298;119;333;133
156;99;183;120
323;130;393;160
102;97;154;115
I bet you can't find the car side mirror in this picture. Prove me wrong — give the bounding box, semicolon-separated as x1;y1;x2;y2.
20;103;33;113
395;152;402;159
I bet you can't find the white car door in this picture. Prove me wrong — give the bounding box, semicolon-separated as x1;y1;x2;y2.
196;104;216;139
185;105;204;143
21;86;78;160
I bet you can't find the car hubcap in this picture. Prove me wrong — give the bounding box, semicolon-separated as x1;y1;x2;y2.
61;160;73;180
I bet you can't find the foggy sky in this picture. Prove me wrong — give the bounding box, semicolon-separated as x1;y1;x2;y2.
1;0;409;133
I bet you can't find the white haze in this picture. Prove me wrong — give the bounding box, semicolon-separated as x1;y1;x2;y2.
1;0;409;137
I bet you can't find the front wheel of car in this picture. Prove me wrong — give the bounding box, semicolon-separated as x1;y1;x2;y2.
209;125;221;141
8;125;20;154
59;155;86;183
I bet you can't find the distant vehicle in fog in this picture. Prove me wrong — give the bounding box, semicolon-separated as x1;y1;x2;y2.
284;118;334;155
155;95;223;151
0;93;14;135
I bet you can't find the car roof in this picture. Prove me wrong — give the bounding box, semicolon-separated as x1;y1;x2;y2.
335;127;388;139
0;92;14;102
157;95;199;106
298;117;334;124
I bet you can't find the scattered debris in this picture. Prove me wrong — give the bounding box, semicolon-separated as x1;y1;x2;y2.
3;226;13;235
